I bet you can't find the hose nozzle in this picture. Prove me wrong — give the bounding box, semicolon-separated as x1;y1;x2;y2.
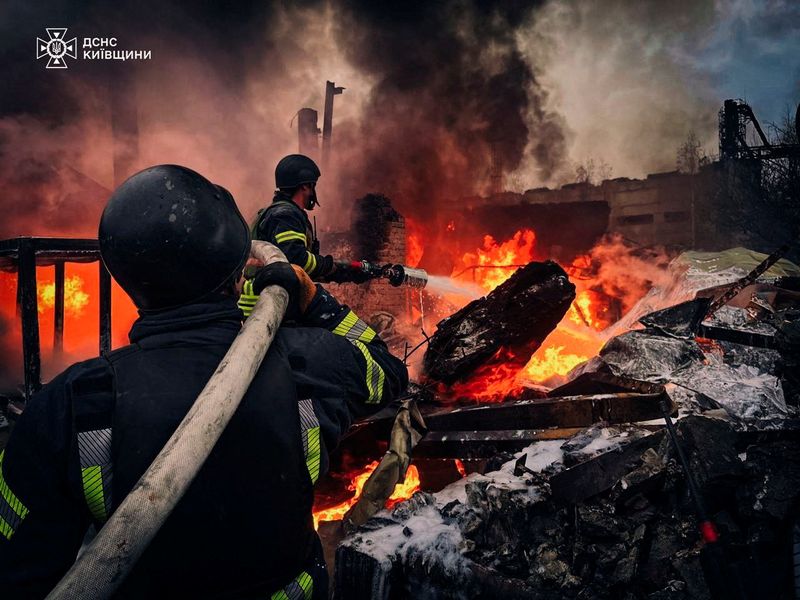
385;264;428;288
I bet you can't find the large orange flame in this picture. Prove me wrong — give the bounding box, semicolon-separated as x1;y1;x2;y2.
445;228;608;397
312;461;421;529
1;262;139;383
455;230;537;291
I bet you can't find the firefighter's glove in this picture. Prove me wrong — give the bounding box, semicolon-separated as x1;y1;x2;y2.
328;263;373;285
239;263;316;320
349;267;374;284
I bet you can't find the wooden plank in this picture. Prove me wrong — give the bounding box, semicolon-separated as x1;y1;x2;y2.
54;262;65;355
424;393;670;432
549;433;664;503
414;428;584;458
17;238;41;400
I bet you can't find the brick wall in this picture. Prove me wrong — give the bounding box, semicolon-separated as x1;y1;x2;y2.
321;201;410;325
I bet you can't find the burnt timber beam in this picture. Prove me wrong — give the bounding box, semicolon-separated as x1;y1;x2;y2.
697;323;776;349
0;237;101;271
54;261;65;355
549;372;666;398
17;238;41;400
549;432;664;503
414;428;586;459
423;393;672;433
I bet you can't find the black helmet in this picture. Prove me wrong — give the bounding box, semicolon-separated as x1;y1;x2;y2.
99;165;250;311
275;154;321;190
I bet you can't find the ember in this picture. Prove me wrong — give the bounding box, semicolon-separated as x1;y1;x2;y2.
312;461;421;529
441;348;527;402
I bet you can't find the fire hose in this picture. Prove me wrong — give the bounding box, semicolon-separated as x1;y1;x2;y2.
46;241;289;600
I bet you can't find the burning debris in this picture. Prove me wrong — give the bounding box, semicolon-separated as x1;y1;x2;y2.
423;260;575;395
330;243;800;598
312;461;421;530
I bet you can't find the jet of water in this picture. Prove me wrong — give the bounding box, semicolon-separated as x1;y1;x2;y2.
424;275;484;300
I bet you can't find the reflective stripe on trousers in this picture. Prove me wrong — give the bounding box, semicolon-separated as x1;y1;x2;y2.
270;570;313;600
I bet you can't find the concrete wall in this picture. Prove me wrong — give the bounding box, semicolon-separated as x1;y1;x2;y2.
449;170;698;251
603;172;694;247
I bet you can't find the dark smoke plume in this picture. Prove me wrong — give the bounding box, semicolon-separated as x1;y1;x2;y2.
330;1;566;216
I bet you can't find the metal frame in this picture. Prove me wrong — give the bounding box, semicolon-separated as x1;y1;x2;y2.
0;237;112;401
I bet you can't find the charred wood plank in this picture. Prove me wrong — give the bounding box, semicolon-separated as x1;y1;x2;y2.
423;261;575;384
334;543;393;600
335;526;540;600
549;372;666;398
414;428;586;458
17;238;41;400
53;261;65;355
697;323;777;349
549;432;664;503
423;393;671;432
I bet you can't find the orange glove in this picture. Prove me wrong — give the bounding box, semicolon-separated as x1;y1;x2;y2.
290;264;317;315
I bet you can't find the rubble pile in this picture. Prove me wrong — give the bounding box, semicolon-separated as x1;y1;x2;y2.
335;250;800;598
336;418;800;599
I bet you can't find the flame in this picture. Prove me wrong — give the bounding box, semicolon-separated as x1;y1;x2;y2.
454;459;467;478
442;347;528;401
38;275;90;316
312;461;421;529
405;218;425;268
1;262;139;384
455;230;536;291
524;346;590;381
442;229;610;395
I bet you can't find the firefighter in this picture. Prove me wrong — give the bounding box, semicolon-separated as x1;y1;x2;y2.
250;154;369;286
0;164;408;599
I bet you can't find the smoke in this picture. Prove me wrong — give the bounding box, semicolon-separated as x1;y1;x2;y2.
0;1;369;237
2;0;798;235
330;1;565;215
583;234;675;314
512;0;722;187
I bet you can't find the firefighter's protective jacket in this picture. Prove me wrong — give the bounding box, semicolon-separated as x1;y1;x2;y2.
0;287;407;599
252;198;335;280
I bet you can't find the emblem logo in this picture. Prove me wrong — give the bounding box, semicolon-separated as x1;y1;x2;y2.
36;28;77;69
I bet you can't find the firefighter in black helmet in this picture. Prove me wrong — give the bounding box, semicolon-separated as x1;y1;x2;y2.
250;154;334;279
0;165;408;598
250;154;372;287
